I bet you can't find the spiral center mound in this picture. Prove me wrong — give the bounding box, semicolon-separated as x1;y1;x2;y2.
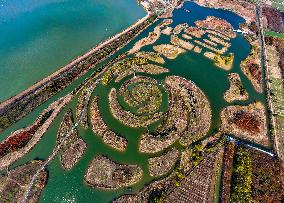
100;57;212;152
119;76;163;115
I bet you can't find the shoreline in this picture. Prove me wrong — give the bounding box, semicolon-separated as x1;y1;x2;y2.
0;13;150;108
0;94;73;170
192;0;256;24
84;155;143;190
0;13;157;132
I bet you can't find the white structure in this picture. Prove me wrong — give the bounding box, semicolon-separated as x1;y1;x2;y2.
233;29;248;35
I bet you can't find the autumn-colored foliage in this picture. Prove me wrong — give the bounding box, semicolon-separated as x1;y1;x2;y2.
230;146;252;203
250;149;284;202
0;110;52;158
232;111;261;133
220;142;235;203
0;128;35;157
247;63;262;84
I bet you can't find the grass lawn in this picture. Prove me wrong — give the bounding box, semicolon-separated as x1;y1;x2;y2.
265;30;284;39
272;0;284;11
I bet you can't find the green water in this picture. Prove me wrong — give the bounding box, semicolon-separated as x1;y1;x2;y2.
1;2;268;202
0;0;146;102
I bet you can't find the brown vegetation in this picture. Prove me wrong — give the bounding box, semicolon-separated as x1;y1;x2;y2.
224;73;249;102
240;41;262;93
57;110;86;170
247;63;262;85
232;111;261;134
265;36;284;82
0;160;47;203
114;137;224;203
0;110;52;158
148;148;180;177
185;26;206;38
163;148;224;203
194;0;256;23
139;76;211;153
84;155;143;189
229;146;284;202
153;44;186;59
262;6;284;33
195;16;236;38
221;102;268;146
90;96;127;151
109;86;162;128
220;141;235;203
0;94;73;170
250;148;284;202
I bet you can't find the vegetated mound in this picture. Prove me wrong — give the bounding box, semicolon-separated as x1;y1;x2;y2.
139;76;212;153
90;96;127;151
0;160;47;203
230;145;284;202
84;155;143;189
240;40;262;93
195;16;236;38
232;111;261;133
221;102;268;146
224;73;248;102
262;6;284;33
265;36;284;82
57;109;87;170
250;148;284;202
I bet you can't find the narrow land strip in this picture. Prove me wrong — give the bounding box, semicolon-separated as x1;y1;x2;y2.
0;13;157;133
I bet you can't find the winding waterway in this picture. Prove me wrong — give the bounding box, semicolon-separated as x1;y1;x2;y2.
1;1;268;202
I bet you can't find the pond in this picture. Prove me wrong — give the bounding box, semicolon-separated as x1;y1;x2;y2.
1;1;267;202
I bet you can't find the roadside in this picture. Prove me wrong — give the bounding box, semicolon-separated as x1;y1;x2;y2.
256;0;284;164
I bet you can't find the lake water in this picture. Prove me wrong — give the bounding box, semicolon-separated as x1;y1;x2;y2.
0;1;268;202
0;0;146;102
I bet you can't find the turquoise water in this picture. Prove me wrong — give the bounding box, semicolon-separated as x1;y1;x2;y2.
0;1;268;203
0;0;145;102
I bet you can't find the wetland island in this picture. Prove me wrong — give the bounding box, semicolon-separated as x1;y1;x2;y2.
0;0;284;202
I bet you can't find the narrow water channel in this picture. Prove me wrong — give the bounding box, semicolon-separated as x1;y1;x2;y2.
1;2;268;202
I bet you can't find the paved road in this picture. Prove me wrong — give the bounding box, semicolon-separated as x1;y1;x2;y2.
256;0;281;157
